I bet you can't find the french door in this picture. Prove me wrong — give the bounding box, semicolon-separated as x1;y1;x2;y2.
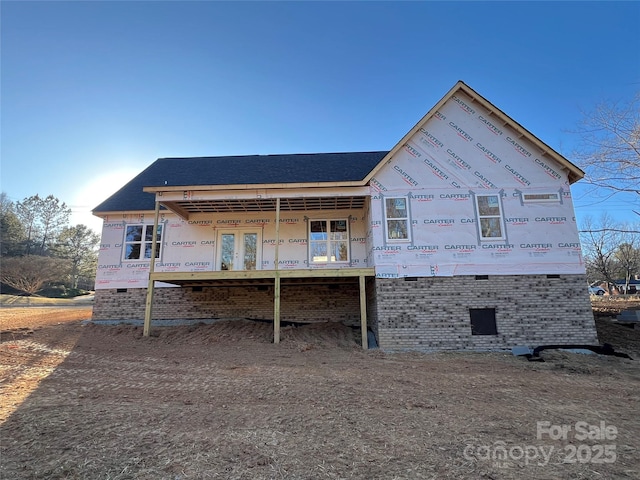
216;230;260;271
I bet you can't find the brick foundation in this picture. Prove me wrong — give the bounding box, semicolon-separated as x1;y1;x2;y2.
373;274;598;351
93;274;598;352
93;281;362;326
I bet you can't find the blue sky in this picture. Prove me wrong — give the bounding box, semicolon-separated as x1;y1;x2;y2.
1;1;638;233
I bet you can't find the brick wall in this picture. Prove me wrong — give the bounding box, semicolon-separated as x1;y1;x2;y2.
373;274;598;351
366;277;379;338
92;282;362;325
93;274;598;352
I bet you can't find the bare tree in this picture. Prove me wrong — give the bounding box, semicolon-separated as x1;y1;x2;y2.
613;239;640;293
1;256;70;295
571;92;640;218
580;214;622;291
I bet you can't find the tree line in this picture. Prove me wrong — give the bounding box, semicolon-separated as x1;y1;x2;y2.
572;91;639;293
0;193;99;296
581;215;640;294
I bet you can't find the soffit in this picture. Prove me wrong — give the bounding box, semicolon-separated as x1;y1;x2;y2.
161;196;366;215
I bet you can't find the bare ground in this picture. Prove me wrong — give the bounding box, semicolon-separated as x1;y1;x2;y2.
1;302;639;479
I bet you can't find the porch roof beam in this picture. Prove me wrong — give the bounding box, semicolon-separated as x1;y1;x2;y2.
160;201;191;220
149;268;375;283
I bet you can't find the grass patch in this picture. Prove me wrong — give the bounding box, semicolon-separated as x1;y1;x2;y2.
0;294;92;306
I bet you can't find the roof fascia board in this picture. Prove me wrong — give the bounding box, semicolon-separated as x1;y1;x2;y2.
153;186;370;202
143;180;364;194
92;209;159;218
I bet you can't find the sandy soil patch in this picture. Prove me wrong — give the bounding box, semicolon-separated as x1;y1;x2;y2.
1;306;93;333
0;305;638;479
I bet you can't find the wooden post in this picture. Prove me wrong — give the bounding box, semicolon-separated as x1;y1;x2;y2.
359;275;368;349
274;273;281;344
143;200;161;337
273;197;281;344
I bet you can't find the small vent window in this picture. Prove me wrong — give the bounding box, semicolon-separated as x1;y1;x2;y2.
523;193;560;203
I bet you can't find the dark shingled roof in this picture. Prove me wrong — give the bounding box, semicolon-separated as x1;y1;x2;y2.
93;151;388;213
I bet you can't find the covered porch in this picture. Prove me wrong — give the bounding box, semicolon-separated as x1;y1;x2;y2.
141;186;374;348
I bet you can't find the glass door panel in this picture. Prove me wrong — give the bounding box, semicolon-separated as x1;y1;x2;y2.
217;230;260;271
243;233;257;270
220;233;235;271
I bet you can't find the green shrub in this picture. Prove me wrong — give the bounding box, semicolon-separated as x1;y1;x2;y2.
39;285;67;298
63;288;91;298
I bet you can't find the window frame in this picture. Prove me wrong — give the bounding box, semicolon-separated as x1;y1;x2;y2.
522;192;561;203
384;196;411;243
475;194;505;241
122;224;163;261
308;219;350;264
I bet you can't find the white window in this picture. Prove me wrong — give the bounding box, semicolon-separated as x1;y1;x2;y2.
124;224;163;260
384;197;410;241
309;219;349;263
475;194;505;240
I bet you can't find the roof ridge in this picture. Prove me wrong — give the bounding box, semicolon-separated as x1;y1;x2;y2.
157;150;389;160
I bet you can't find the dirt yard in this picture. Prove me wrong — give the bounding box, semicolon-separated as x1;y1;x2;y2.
1;302;639;479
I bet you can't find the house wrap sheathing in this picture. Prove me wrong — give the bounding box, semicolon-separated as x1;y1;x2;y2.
92;81;598;351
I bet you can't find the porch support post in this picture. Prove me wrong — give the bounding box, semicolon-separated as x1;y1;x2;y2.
143;199;161;337
274;273;281;344
273;197;281;344
359;275;368;349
